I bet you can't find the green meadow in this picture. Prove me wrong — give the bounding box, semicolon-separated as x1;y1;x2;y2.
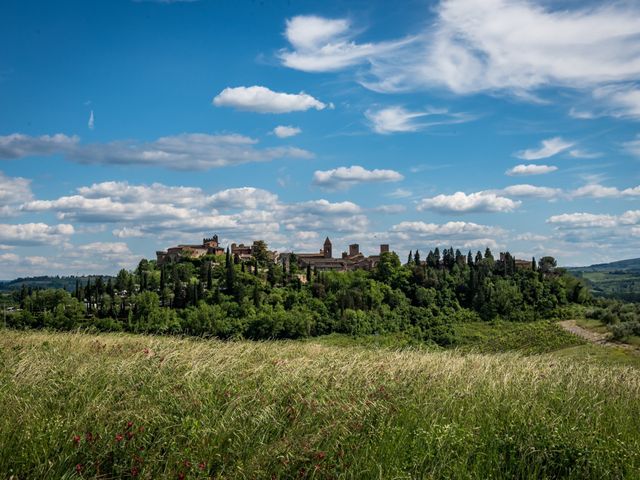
1;327;639;479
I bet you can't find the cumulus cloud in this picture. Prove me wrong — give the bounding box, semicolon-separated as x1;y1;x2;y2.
516;137;574;161
313;165;403;190
208;187;279;210
279;15;412;73
365;106;472;134
373;204;406;214
0;223;74;246
0;132;313;170
273;125;301;138
0;171;33;216
569;184;640;199
391;221;504;251
498;184;562;199
417;191;520;214
506;164;557;176
213;86;327;113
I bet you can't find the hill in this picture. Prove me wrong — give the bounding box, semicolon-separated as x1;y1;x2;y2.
0;275;113;292
568;258;640;302
1;329;639;479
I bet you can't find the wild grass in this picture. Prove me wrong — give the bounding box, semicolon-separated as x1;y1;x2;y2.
1;329;639;479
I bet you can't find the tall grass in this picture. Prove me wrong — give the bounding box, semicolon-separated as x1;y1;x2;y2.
1;330;639;479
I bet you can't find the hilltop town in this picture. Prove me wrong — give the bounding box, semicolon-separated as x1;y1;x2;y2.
156;233;535;273
156;234;390;272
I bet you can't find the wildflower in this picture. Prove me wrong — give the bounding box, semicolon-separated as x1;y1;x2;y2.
183;460;192;468
126;421;134;430
126;431;134;440
85;432;94;443
76;464;83;473
198;462;206;471
72;435;81;446
131;467;139;477
115;433;124;442
177;473;185;480
314;451;326;461
138;426;145;433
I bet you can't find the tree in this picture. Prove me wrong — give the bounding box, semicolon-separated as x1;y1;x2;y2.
414;250;421;266
434;247;441;268
251;240;270;267
407;250;413;266
531;257;537;271
539;256;557;274
306;264;312;283
467;251;473;267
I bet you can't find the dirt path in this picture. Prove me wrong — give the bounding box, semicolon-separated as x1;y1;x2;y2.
559;320;637;352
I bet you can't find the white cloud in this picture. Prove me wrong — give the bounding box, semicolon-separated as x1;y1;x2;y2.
0;171;33;216
387;188;412;199
88;110;94;130
78;181;205;206
112;227;145;238
373;204;406;214
516;137;574;160
365;106;472;134
313;165;403;190
568;149;601;159
506;164;557;176
0;223;74;246
392;220;502;237
623;135;640;157
213;86;327;113
279;15;411;73
592;84;640;119
0;132;313;170
570;184;640;199
362;0;640;97
0;133;78;159
417;191;520;214
498;184;561;199
547;213;619;229
273;125;301;138
208;187;279;210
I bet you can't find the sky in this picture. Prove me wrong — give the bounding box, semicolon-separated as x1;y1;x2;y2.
0;0;639;278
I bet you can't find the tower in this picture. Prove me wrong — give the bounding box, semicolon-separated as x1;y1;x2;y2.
323;237;332;258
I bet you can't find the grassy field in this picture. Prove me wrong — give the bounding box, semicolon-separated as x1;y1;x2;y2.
1;329;640;479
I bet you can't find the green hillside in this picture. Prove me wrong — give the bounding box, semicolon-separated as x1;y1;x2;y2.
568;258;640;302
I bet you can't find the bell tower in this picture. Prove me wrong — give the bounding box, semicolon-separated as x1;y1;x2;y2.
323;237;332;258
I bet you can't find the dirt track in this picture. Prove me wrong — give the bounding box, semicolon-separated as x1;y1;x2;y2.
559;320;637;352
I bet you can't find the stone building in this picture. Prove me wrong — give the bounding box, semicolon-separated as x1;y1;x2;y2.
295;237;390;272
156;235;225;265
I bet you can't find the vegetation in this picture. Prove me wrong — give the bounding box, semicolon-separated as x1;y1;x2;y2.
568;257;640;302
4;247;592;344
1;330;639;479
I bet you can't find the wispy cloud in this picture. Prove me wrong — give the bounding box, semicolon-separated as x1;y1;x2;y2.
515;137;574;160
0;132;313;170
365;106;473;134
88;110;94;130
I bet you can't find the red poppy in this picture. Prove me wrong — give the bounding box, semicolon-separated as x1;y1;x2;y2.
198;462;206;471
126;421;134;429
76;464;83;473
177;473;185;480
131;467;139;477
183;460;192;468
115;434;124;442
126;431;134;440
72;435;81;446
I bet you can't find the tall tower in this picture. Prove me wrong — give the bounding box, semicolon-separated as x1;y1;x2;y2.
323;237;332;258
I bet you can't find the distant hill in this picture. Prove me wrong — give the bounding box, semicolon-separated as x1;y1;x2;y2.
568;258;640;302
0;275;114;292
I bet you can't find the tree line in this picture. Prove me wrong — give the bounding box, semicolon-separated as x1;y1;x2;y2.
5;245;591;345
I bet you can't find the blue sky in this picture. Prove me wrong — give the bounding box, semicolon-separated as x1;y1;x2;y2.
1;0;639;277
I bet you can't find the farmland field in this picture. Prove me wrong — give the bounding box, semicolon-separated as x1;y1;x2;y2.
1;329;639;479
